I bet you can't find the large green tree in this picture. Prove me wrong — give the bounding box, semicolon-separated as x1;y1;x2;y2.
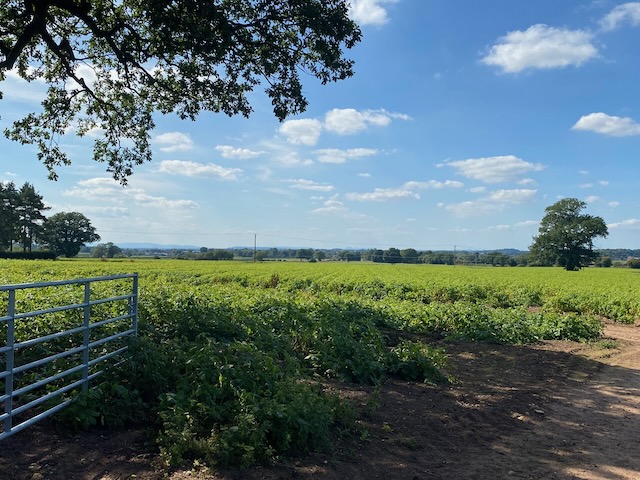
530;198;608;271
0;0;360;183
43;211;100;257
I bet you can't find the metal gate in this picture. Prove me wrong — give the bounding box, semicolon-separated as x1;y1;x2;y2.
0;273;138;440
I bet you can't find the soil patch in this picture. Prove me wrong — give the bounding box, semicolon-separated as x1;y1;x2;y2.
2;323;639;480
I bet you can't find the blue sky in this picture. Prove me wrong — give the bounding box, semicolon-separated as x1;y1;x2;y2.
2;0;640;250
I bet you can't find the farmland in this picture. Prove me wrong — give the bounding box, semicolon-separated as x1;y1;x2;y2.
1;259;640;478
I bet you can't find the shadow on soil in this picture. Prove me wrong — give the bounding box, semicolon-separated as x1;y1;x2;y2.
1;340;639;480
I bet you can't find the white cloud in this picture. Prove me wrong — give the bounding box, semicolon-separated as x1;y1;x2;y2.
215;145;262;159
358;173;372;178
444;200;503;217
585;195;600;203
608;201;621;208
2;68;47;103
346;179;462;202
572;112;640;136
77;205;130;216
517;178;536;186
608;218;640;229
580;183;594;188
278;109;409;145
273;150;314;167
129;191;198;209
63;177;122;198
404;180;464;189
324;108;409;135
315;148;378;164
311;195;365;219
279;119;323;146
153;132;194;152
311;196;347;214
66;63;99;91
482;24;597;73
348;0;397;26
600;2;640;31
158;160;241;180
63;177;198;209
442;155;544;183
443;189;536;217
347;186;419;202
598;180;609;186
288;179;334;192
486;189;537;203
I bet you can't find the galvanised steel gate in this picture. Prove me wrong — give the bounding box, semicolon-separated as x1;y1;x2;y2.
0;273;138;440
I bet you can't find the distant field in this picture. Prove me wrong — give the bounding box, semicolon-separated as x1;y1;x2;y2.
2;259;639;323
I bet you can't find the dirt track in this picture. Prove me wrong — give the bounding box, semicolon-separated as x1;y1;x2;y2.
1;323;639;480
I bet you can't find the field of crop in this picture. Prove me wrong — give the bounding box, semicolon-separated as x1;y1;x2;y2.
1;259;638;468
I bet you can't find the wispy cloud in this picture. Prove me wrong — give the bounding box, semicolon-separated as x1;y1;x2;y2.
346;180;463;202
482;24;597;73
215;145;262;159
315;148;378;164
608;218;640;229
287;179;334;192
63;177;198;209
572;112;640;136
442;189;536;217
311;195;366;219
2;68;47;103
600;2;640;31
158;160;241;180
441;156;544;183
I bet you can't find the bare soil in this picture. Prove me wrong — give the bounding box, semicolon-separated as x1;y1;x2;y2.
2;322;640;480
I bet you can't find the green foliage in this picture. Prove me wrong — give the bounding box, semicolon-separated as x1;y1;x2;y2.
1;0;361;183
627;259;640;269
387;340;448;383
156;340;346;467
42;212;100;257
57;380;144;430
91;242;123;258
530;198;608;271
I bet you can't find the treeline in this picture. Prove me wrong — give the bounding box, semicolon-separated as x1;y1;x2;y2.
596;249;640;261
113;245;529;266
1;181;100;257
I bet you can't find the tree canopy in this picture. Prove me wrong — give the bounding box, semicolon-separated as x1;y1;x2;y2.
529;198;608;271
43;211;100;257
0;0;361;183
